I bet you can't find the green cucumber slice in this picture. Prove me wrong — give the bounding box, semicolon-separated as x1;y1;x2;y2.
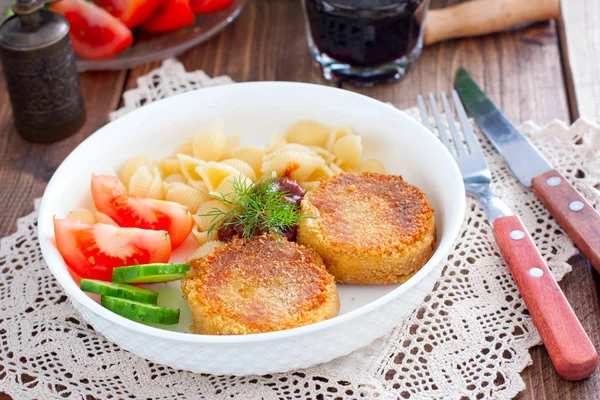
111;263;191;283
101;296;180;325
80;279;158;304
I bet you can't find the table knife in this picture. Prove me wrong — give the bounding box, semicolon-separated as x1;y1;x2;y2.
455;67;600;274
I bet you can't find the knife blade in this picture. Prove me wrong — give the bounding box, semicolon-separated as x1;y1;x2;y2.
455;67;600;274
454;67;552;187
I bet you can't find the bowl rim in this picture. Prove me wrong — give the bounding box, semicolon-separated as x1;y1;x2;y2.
38;81;465;344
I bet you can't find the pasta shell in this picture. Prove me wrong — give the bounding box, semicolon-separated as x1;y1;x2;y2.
191;227;219;246
119;154;147;187
329;162;344;175
332;135;362;170
299;181;321;191
308;146;337;163
268;134;287;151
194;200;232;231
164;173;187;184
220;159;257;181
158;157;182;176
306;163;335;181
285;120;331;147
195;162;239;191
95;212;118;226
230;146;267;177
66;208;96;224
222;135;241;159
213;174;253;199
357;159;387;174
128;166;154;197
261;151;324;182
192;120;227;161
145;173;165;200
173;139;194;156
177;154;205;182
325;127;352;151
166;183;210;213
186;240;225;262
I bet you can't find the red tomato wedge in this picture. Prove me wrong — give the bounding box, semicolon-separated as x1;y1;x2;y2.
54;218;171;281
51;0;133;60
91;174;193;249
143;0;195;33
93;0;160;28
190;0;233;14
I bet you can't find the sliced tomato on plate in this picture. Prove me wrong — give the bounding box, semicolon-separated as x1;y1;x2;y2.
190;0;233;14
143;0;195;33
54;218;171;281
91;174;193;249
93;0;160;28
51;0;133;59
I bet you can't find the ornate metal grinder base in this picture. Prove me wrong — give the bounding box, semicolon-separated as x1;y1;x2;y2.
0;0;86;142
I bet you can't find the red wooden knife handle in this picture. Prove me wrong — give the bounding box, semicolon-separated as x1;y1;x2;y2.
532;169;600;273
493;215;598;380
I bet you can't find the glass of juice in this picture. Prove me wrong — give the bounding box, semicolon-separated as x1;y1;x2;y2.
301;0;430;86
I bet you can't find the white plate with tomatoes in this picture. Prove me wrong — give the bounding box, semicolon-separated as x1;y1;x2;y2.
43;0;246;70
38;82;465;375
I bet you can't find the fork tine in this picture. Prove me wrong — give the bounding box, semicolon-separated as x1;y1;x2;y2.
427;93;453;152
417;95;433;132
451;90;481;155
440;92;467;158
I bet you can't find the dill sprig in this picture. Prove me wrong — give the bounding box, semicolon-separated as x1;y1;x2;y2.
202;175;307;240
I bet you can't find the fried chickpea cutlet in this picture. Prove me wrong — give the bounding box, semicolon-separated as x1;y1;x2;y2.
297;172;435;284
181;235;339;335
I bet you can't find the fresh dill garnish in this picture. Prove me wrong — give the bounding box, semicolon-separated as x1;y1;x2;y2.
201;175;308;240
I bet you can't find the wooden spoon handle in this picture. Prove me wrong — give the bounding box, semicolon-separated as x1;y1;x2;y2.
531;169;600;273
493;215;598;380
424;0;560;46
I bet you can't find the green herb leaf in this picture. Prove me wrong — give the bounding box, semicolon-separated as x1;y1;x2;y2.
201;175;308;240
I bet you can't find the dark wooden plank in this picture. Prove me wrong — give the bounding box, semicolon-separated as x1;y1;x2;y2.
0;70;127;238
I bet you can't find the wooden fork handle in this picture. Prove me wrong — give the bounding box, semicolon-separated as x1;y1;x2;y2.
532;170;600;274
424;0;560;46
493;215;598;380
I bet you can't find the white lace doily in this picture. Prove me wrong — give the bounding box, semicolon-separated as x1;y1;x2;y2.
2;59;600;400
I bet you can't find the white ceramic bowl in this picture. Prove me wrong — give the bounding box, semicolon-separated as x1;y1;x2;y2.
38;82;465;375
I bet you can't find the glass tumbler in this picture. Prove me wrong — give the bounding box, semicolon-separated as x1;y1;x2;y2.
301;0;430;87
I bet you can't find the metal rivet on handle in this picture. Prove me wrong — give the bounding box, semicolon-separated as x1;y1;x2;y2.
546;176;561;186
510;230;525;240
569;201;584;212
529;268;544;278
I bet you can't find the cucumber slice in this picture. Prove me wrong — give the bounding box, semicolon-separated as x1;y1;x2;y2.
112;263;191;283
101;296;180;325
80;279;158;304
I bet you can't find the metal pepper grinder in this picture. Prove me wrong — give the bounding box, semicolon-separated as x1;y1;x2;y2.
0;0;86;142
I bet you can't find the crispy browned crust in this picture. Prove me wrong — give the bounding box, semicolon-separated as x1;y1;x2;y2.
181;235;340;335
297;172;436;284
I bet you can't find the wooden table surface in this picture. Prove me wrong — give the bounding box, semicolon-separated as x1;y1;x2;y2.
1;0;599;398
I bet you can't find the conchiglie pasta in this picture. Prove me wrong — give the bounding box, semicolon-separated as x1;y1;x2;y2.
158;157;181;176
164;173;187;184
325;127;352;151
67;208;96;224
187;240;226;262
299;181;321;191
194;200;232;231
191;227;219;246
261;151;324;182
268;134;287;151
306;163;335;181
165;183;209;213
358;158;387;174
177;154;205;182
173;139;194;156
220;159;257;181
195;162;239;191
333;135;362;170
128;166;154;197
119;154;147;187
145;172;165;200
222;135;240;159
229;146;267;177
95;212;118;226
285;120;331;147
193;120;226;161
213;174;253;199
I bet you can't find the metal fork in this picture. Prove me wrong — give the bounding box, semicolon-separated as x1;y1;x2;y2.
418;92;598;381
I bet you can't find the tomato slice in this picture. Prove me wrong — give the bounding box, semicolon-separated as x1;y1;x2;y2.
93;0;160;28
190;0;233;14
143;0;195;33
91;174;193;249
54;218;171;281
51;0;133;60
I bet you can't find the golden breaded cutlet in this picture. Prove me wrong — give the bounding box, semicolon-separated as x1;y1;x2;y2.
297;172;435;284
181;235;340;335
